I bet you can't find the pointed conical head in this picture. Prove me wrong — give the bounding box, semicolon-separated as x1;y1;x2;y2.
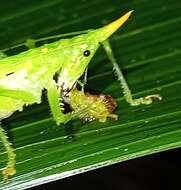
96;10;134;42
58;11;133;90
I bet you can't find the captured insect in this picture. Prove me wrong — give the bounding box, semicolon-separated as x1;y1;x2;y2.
69;88;118;123
0;11;162;180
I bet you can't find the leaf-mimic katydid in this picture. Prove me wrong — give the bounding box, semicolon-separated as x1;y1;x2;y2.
0;11;162;180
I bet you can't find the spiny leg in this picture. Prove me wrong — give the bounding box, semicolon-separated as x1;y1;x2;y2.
0;124;16;180
101;40;162;106
46;80;71;125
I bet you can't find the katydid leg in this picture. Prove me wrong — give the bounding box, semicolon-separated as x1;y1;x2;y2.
101;40;162;105
46;80;71;125
0;124;16;180
77;68;88;92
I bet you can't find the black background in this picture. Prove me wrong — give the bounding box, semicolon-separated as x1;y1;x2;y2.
31;148;180;190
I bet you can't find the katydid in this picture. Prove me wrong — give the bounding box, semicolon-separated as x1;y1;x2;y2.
0;11;162;180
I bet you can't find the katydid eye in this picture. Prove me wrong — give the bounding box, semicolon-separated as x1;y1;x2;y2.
83;50;91;57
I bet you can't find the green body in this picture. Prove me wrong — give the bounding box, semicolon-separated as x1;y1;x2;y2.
0;11;133;124
0;32;102;121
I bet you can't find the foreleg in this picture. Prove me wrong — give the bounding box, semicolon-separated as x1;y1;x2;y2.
101;40;162;106
46;80;71;125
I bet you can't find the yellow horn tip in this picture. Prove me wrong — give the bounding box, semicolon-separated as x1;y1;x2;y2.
106;10;134;35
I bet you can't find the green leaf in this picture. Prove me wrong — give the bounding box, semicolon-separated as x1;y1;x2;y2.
0;0;181;189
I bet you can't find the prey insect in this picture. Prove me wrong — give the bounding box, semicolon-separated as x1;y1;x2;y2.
0;11;162;180
69;88;118;123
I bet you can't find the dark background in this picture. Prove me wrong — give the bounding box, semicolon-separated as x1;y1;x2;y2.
32;148;180;190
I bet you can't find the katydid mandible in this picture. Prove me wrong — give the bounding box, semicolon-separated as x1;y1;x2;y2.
0;11;162;180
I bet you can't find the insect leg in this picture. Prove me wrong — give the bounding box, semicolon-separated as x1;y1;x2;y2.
82;68;88;92
0;124;16;180
101;40;162;106
46;80;71;125
77;68;88;92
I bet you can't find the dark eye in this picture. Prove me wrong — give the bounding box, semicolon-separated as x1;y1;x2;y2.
83;50;91;57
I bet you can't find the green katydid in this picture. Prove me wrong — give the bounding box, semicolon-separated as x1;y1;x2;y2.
0;11;162;180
